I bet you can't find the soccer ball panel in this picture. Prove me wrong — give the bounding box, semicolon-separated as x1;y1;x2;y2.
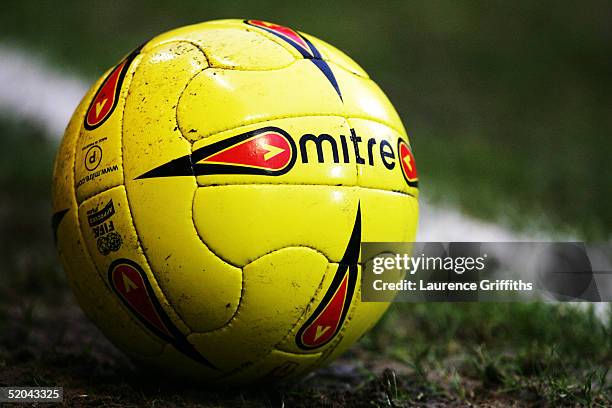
73;53;143;204
193;185;360;266
125;172;243;332
57;210;166;358
121;41;242;332
122;41;208;176
52;96;166;357
77;186;192;335
350;118;419;197
122;40;205;182
145;20;296;71
189;247;329;371
359;186;419;245
125;171;242;332
177;61;345;141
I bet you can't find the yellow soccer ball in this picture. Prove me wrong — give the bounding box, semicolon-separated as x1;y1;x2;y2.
52;19;418;383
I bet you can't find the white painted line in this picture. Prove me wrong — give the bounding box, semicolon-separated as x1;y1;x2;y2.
418;197;534;242
0;43;88;139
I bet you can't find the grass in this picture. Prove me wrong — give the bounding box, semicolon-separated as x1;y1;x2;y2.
0;116;610;406
0;115;62;302
366;302;611;406
2;1;612;240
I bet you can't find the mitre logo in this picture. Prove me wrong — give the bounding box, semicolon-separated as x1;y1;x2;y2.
137;126;418;188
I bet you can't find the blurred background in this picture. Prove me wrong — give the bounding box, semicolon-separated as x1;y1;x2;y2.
0;1;610;406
